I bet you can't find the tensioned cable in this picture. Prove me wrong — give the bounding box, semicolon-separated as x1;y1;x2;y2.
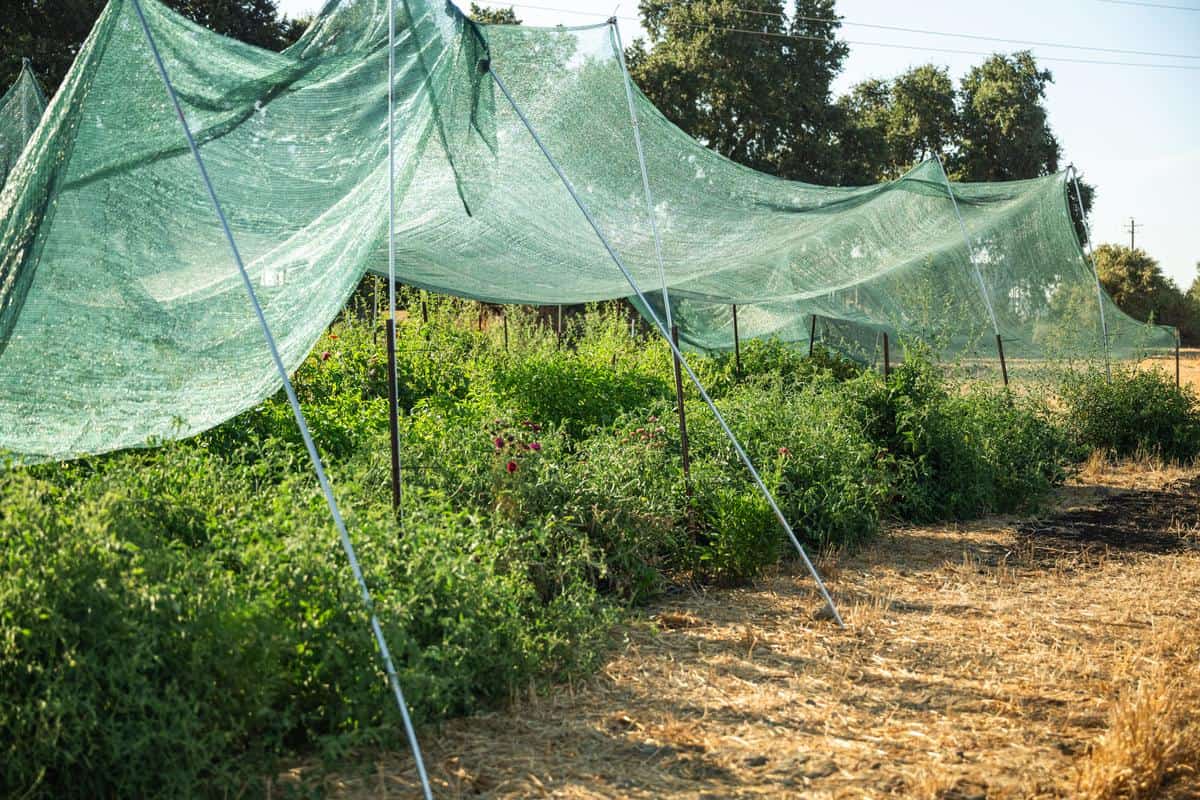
726;5;1200;60
487;61;846;629
128;1;433;796
1067;165;1112;377
933;155;1000;338
1097;0;1200;10
611;20;673;331
468;1;1200;69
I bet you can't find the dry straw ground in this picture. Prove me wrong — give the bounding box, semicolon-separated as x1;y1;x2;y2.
285;458;1200;800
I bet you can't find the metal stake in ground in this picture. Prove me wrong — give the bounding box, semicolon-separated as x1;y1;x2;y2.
732;304;742;378
996;333;1009;387
883;332;891;377
671;325;693;495
487;61;844;628
128;1;432;795
809;314;817;358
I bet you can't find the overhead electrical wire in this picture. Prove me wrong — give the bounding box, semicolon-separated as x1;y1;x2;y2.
466;0;1200;70
1097;0;1200;10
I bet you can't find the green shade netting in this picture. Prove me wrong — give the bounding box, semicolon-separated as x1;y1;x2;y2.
0;0;1175;461
0;60;47;190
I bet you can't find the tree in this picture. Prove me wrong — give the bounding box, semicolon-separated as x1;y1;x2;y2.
1189;262;1200;303
469;4;521;25
1092;243;1200;343
628;0;847;183
836;64;956;181
953;51;1060;181
0;0;303;97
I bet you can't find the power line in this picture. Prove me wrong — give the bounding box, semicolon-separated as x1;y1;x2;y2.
468;1;1200;70
1097;0;1200;11
729;5;1200;59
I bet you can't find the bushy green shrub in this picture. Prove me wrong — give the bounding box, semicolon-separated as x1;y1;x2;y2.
1059;366;1200;461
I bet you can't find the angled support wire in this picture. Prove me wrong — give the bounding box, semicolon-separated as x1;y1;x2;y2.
610;20;672;331
1067;164;1111;378
933;156;1005;382
129;2;433;796
487;63;844;628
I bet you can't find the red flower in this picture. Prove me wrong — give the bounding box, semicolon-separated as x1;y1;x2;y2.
529;441;542;451
506;460;518;473
329;333;339;340
778;446;791;456
493;437;504;450
321;351;331;361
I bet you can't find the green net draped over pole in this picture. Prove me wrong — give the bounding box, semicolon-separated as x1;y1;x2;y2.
0;60;47;191
0;0;1176;462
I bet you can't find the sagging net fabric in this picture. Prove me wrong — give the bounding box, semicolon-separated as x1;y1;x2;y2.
0;0;1175;461
0;61;47;191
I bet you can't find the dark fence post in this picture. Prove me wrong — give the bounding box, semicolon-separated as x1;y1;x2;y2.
996;333;1009;387
732;304;742;377
556;304;563;347
808;314;817;358
1177;334;1182;388
882;332;891;377
671;325;692;495
421;295;428;324
503;306;509;352
385;317;402;512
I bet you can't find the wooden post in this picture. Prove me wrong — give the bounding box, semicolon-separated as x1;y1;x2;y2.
1177;335;1182;388
421;295;428;324
671;325;692;495
385;317;402;512
503;306;509;352
882;332;891;377
732;304;742;377
808;314;817;358
556;304;563;346
996;333;1009;387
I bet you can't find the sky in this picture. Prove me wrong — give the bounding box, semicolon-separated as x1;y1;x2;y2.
279;0;1199;288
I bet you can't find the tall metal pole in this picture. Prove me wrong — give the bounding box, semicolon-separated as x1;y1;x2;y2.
489;63;843;627
882;332;891;377
128;2;432;795
1068;165;1111;378
808;314;817;358
731;304;742;377
935;156;1005;383
385;0;403;514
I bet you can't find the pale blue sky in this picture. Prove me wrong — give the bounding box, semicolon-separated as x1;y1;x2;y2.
280;0;1199;288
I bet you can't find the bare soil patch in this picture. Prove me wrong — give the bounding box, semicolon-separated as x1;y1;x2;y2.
285;461;1200;799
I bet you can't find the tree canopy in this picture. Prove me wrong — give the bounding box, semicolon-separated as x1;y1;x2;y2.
0;0;305;96
1094;244;1199;343
627;0;847;183
469;3;521;25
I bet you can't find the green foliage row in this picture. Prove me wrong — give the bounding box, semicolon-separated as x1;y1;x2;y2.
3;297;1197;798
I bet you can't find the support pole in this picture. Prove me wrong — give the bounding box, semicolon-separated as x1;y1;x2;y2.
556;304;563;345
996;333;1009;387
1177;332;1182;388
808;314;817;358
129;2;432;796
1068;165;1111;378
489;62;843;627
386;316;402;510
503;306;509;352
935;156;1003;383
732;304;742;378
671;325;692;495
882;332;891;377
421;295;428;324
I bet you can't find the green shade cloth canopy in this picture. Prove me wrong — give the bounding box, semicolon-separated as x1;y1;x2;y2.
0;60;47;190
0;0;1174;462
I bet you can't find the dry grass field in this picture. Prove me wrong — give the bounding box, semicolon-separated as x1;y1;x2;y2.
1140;347;1200;391
285;457;1200;800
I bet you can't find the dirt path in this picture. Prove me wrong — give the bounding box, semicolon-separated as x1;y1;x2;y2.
289;461;1200;799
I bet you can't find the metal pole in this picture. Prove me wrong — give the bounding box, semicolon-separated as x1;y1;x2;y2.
386;315;402;511
421;295;428;324
128;2;432;796
934;156;1004;384
489;64;843;627
732;304;741;377
882;332;891;377
671;325;692;495
1177;332;1182;388
1068;166;1110;378
808;314;817;358
502;306;509;352
611;20;673;332
996;333;1009;387
556;304;563;345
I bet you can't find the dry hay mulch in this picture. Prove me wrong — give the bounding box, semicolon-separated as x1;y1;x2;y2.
279;461;1200;799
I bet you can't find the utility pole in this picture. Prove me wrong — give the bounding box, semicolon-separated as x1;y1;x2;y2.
1126;217;1142;250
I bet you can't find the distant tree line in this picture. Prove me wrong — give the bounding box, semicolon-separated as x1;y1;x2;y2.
1095;247;1200;345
